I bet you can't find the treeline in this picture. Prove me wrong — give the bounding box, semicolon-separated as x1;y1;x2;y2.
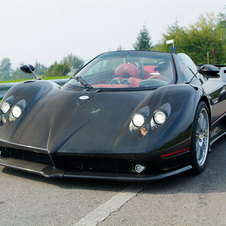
0;54;84;81
134;10;226;65
0;8;225;81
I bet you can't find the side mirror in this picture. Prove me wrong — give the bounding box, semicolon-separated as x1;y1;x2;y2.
20;65;38;80
198;64;220;78
220;67;226;82
20;65;35;73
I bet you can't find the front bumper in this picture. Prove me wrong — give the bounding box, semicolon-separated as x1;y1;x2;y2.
0;138;192;181
0;156;192;181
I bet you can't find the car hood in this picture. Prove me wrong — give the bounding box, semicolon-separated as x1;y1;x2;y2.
0;81;156;154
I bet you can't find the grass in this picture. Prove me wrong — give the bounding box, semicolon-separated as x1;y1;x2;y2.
0;76;70;83
43;76;71;80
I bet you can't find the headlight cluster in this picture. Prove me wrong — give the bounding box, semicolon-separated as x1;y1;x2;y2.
132;114;145;127
0;97;26;122
150;110;168;128
1;102;11;113
131;110;167;128
153;111;167;125
130;106;169;135
11;106;22;118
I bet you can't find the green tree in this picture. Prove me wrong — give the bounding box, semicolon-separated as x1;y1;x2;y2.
216;6;226;63
217;6;226;35
0;58;11;81
117;45;123;51
134;25;152;50
11;63;34;80
153;13;225;64
61;54;84;74
187;13;224;64
34;62;48;76
152;19;186;52
43;62;70;77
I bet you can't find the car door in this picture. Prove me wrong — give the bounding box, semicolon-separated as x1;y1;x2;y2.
201;77;225;123
174;53;225;124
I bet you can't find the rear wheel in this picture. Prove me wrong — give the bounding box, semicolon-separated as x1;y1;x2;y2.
191;101;210;174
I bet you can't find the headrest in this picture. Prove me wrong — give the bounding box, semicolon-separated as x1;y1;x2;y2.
115;63;139;77
154;62;168;72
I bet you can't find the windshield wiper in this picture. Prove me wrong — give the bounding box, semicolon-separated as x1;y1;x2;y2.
73;76;92;90
185;66;203;85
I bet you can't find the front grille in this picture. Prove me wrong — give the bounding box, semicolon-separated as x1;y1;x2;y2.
54;155;159;175
1;148;53;166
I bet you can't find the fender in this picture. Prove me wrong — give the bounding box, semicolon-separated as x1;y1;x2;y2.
142;84;204;153
2;80;59;107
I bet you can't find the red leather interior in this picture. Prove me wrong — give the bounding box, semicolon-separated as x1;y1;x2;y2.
93;64;167;88
93;84;130;88
143;66;157;73
143;66;158;79
129;77;142;87
115;63;139;77
114;77;124;81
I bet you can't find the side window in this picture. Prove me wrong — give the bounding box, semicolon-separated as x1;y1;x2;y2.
176;53;198;81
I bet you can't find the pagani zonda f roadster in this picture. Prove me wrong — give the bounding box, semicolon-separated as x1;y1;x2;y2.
0;51;225;181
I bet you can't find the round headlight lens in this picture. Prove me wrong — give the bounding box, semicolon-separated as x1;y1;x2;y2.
1;102;11;113
153;111;166;125
12;106;22;118
132;114;145;127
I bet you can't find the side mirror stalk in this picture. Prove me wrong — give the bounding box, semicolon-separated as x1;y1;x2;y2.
20;65;39;80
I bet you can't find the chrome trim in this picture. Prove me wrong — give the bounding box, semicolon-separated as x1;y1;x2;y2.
212;112;226;127
210;131;226;145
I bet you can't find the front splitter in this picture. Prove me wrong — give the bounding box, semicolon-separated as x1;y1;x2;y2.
0;156;192;181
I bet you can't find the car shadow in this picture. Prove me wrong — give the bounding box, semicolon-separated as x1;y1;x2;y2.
142;136;226;194
2;136;226;194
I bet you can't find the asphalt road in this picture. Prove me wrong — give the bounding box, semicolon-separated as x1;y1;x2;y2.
0;136;225;226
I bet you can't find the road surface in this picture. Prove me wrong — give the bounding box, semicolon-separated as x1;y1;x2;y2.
0;137;225;226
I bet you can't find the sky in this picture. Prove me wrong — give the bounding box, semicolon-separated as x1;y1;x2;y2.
0;0;225;69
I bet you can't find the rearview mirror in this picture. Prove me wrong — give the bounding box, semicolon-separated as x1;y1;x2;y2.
198;64;220;78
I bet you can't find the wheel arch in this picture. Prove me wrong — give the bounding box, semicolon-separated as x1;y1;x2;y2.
190;95;211;140
190;100;211;173
198;95;211;124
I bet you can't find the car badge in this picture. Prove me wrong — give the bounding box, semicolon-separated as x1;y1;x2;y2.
79;95;89;100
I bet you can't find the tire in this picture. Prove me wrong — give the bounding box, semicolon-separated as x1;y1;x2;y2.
191;101;210;174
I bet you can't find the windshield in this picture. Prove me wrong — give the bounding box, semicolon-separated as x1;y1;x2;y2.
67;51;175;90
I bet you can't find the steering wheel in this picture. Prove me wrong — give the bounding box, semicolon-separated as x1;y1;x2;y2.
109;78;121;84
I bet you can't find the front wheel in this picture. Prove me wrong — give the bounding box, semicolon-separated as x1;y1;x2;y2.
191;101;210;174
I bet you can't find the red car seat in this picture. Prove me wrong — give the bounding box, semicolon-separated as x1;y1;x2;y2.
114;63;141;87
115;63;139;77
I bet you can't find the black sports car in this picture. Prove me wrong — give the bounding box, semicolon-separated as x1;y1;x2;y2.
0;51;225;181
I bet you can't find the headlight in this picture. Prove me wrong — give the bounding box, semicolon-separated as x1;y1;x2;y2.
132;114;145;127
1;102;11;113
153;111;166;125
12;106;22;118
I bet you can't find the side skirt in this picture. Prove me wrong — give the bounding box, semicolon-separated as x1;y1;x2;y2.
210;130;226;145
